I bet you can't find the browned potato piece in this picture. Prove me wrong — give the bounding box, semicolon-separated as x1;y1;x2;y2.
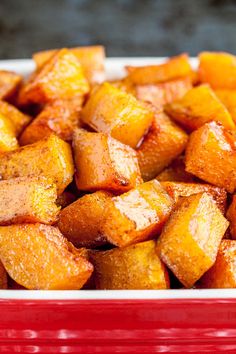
0;261;7;289
165;85;235;131
226;195;236;239
20;97;83;145
58;191;112;248
0;224;93;290
215;89;236;124
56;191;76;209
185;121;236;193
73;129;142;192
156;193;229;288
199;240;236;288
0;176;59;225
90;240;170;290
101;180;174;247
33;46;105;84
0;70;22;100
18;49;89;105
81;82;154;148
156;156;195;182
137;112;188;181
0;134;74;194
161;182;227;214
126;54;192;85
0;113;19;151
0;100;31;136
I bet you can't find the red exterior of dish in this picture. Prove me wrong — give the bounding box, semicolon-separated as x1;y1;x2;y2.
0;298;236;353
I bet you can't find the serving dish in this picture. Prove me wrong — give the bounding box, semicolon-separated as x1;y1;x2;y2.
0;57;236;353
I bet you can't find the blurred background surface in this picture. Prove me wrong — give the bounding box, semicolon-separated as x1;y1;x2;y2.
0;0;236;58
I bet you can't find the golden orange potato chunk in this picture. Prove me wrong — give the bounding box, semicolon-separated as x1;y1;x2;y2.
81;82;154;148
0;100;31;136
0;70;22;100
18;48;89;105
33;45;105;84
226;195;236;239
185;121;236;193
0;134;74;194
215;89;236;124
73;129;142;192
161;182;227;214
101;180;174;247
156;156;195;182
91;240;170;290
199;240;236;288
135;77;192;109
19;97;83;145
165;85;235;131
0;176;59;225
199;51;236;89
126;54;192;85
156;193;229;288
58;191;112;248
0;223;93;290
137;112;188;181
0;112;19;152
0;261;7;289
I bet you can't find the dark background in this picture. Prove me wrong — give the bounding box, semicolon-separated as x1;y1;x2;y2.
0;0;236;59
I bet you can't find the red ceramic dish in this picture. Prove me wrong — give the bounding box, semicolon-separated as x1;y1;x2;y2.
0;59;235;353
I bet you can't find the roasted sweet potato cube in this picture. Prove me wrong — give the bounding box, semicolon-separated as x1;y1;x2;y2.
33;46;105;84
101;180;174;247
0;134;74;194
199;51;236;89
126;54;192;85
58;191;112;248
0;113;18;151
0;70;22;100
185;121;236;193
90;240;170;289
156;193;229;288
81;82;153;148
18;49;89;105
0;176;59;225
0;224;93;290
0;261;7;289
73;129;142;192
135;77;192;109
215;89;236;124
109;78;135;94
165;85;235;131
226;195;236;239
161;182;227;214
156;156;195;182
0;100;31;136
19;97;83;145
137;112;188;181
199;240;236;288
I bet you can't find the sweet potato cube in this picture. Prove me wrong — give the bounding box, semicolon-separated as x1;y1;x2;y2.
0;224;93;290
18;49;89;105
161;182;227;214
101;180;174;247
73;129;142;192
199;51;236;89
156;156;195;182
0;176;59;225
165;85;235;131
0;134;74;194
156;193;229;288
126;54;192;85
0;100;31;136
137;112;188;181
58;191;112;248
199;240;236;288
90;240;170;290
215;89;236;124
0;113;18;152
81;82;153;148
33;46;105;84
185;121;236;193
226;195;236;239
0;261;7;289
0;70;22;100
19;97;83;145
135;77;192;109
